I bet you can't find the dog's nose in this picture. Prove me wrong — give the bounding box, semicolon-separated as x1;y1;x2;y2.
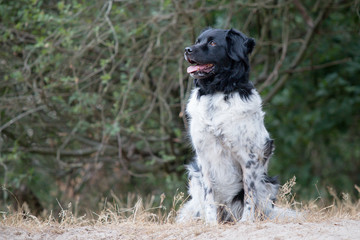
185;47;193;53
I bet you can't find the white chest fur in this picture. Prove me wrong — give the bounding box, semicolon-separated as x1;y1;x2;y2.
186;88;271;202
186;88;269;162
177;88;290;223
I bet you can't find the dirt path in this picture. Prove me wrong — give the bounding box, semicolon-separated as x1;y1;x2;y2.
1;219;359;240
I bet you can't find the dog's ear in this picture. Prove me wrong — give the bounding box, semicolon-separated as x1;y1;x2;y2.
244;37;255;55
226;29;255;61
226;29;245;62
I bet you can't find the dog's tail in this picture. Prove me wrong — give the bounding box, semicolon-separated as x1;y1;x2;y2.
267;206;304;221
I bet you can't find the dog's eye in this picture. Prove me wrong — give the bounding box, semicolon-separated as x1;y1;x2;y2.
209;40;216;46
195;39;200;44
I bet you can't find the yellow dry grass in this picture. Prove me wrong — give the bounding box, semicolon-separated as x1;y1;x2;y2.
1;179;360;240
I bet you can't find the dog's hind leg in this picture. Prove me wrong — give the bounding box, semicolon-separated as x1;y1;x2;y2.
239;160;301;221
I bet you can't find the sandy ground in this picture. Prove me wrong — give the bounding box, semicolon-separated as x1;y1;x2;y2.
1;219;359;240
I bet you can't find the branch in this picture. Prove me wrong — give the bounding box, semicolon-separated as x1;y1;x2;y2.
258;6;290;92
293;0;314;28
3;146;116;157
263;0;333;104
0;106;46;133
282;58;351;74
0;24;36;43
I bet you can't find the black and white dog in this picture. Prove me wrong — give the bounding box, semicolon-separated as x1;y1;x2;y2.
177;28;294;224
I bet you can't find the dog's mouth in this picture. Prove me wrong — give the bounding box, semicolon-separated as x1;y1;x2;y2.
186;59;215;78
184;53;215;78
187;63;214;74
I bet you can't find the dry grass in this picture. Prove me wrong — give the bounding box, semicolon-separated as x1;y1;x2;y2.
1;180;360;239
277;177;360;222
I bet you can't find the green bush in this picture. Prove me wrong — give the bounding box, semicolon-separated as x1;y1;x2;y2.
0;0;359;214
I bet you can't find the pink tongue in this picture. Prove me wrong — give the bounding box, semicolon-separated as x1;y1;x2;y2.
187;64;213;73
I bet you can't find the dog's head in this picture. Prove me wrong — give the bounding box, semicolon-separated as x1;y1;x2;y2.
184;28;255;80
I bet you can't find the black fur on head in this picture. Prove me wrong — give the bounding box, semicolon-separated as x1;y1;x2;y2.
184;28;256;100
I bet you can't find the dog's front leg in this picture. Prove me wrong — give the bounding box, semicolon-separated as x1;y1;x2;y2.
204;184;217;224
240;159;277;222
240;172;257;222
204;195;217;224
201;166;217;224
239;167;256;222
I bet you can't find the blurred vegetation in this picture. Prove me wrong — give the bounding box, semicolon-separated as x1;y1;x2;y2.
0;0;359;215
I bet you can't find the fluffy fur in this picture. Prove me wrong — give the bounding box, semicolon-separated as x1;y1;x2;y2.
177;28;294;224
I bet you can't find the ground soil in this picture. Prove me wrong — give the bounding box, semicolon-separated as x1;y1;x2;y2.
1;218;359;240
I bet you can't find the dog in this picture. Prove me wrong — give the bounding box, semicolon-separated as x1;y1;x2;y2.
177;28;295;224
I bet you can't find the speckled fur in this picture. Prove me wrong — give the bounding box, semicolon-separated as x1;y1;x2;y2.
177;28;296;224
177;88;280;223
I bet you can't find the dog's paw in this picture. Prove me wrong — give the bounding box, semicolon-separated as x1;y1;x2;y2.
204;212;217;225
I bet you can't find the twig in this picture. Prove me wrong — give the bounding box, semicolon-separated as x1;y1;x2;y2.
0;105;46;133
4;146;108;157
258;6;290;92
293;0;314;28
282;58;351;73
56;123;80;163
178;57;188;130
263;0;334;104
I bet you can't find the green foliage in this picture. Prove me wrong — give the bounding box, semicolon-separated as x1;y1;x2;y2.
0;0;359;214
